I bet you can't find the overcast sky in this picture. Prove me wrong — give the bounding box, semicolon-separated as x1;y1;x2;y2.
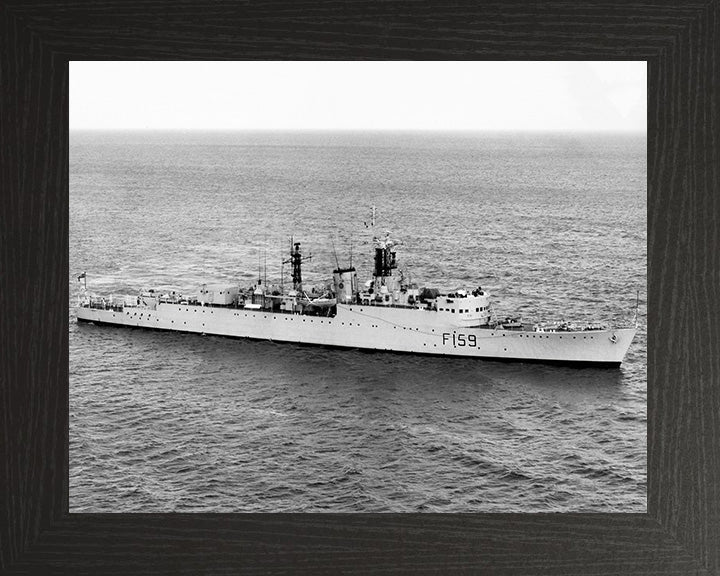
70;61;646;132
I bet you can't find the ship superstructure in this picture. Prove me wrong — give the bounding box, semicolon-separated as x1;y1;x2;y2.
76;213;637;366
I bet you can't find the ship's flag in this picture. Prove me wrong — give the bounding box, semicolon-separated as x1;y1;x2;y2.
77;272;86;282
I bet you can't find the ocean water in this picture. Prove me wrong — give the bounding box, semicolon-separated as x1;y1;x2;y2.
69;131;647;512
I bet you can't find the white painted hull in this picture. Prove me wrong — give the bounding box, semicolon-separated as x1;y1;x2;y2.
76;302;636;366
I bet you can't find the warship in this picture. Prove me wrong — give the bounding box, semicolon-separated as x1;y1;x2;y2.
76;210;637;366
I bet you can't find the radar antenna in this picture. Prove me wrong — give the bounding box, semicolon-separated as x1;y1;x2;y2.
363;205;376;229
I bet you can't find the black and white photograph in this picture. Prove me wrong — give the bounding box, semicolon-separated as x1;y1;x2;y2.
69;61;647;513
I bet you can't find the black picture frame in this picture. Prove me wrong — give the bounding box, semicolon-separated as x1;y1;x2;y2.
2;1;718;574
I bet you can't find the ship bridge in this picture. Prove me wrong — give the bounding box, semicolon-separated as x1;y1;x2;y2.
432;288;491;327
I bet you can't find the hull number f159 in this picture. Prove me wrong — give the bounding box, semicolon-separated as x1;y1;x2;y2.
443;333;477;348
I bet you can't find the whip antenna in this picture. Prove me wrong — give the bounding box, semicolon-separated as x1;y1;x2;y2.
331;238;340;269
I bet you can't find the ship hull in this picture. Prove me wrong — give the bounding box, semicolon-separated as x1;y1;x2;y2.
76;302;636;366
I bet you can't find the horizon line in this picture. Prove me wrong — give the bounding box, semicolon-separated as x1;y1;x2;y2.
69;127;648;134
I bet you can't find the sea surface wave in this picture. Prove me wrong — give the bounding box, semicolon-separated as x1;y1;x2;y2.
70;131;646;512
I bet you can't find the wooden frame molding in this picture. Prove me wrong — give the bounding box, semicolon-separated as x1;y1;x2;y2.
1;2;717;574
